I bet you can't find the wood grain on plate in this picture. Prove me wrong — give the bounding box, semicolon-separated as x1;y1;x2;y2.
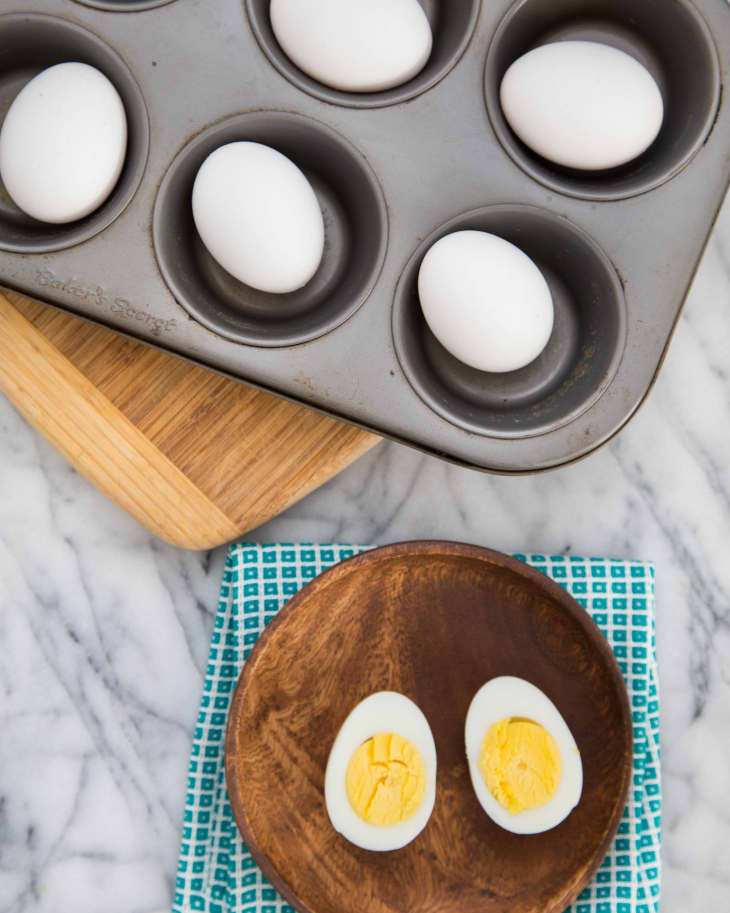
0;289;379;549
226;541;632;913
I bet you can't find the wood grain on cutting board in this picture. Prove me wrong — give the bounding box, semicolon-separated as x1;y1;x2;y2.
0;290;379;550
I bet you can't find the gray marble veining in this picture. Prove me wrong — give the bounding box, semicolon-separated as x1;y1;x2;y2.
2;200;730;912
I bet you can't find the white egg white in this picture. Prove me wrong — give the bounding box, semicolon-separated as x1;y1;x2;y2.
191;141;324;294
464;676;583;834
270;0;433;94
418;230;554;373
0;62;127;224
324;691;437;851
500;41;664;171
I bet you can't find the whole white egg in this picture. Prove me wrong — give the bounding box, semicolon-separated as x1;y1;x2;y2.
324;691;437;851
270;0;433;93
500;41;664;171
464;676;583;835
192;141;325;294
417;230;554;373
0;62;128;224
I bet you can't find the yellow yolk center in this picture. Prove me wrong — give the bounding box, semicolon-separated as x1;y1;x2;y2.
345;733;427;826
478;717;562;814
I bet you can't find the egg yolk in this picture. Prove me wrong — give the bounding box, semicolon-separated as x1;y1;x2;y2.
478;718;562;814
345;733;426;826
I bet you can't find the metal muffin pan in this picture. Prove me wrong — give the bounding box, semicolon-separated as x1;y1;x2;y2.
0;0;728;472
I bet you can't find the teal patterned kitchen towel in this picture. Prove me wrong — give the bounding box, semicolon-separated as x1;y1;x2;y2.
173;544;661;913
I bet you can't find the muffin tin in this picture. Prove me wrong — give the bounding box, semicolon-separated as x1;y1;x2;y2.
0;0;728;472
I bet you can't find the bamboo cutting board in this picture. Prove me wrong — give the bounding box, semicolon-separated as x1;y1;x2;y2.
0;290;379;550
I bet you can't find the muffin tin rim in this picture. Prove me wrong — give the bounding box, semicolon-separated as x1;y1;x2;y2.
0;0;727;472
71;0;178;11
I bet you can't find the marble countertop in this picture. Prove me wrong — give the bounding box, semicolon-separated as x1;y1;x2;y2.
2;196;730;911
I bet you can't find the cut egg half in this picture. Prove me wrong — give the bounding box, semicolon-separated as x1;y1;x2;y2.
465;676;583;834
324;691;437;851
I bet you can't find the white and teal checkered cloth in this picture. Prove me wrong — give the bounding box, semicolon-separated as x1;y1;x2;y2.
173;544;661;913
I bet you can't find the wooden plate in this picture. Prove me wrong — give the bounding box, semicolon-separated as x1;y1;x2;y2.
226;542;632;913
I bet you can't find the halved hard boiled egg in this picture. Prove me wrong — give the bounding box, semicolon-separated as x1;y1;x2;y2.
465;677;583;834
324;691;437;851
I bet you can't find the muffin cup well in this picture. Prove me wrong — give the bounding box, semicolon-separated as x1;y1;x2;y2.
392;205;626;438
0;13;149;253
153;111;388;347
247;0;481;109
485;0;721;200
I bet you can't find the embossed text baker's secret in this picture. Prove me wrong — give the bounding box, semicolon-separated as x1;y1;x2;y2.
36;269;177;337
